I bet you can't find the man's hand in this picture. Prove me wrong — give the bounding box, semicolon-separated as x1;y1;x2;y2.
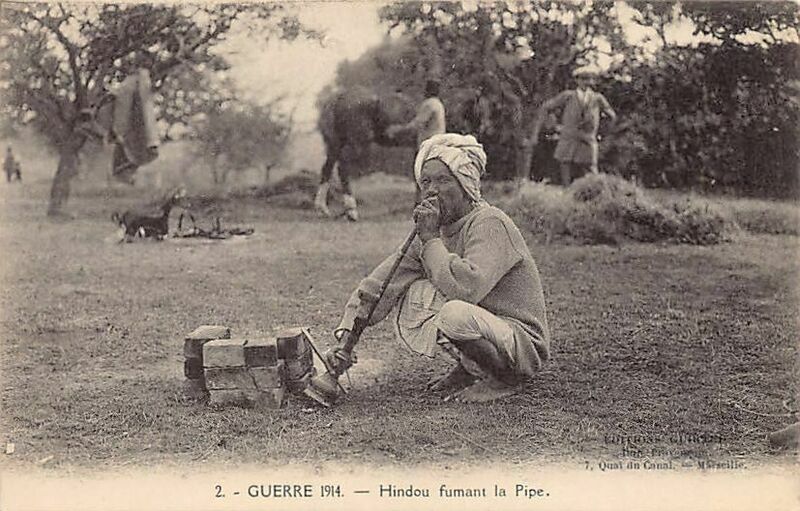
413;197;440;243
324;344;357;372
385;125;401;138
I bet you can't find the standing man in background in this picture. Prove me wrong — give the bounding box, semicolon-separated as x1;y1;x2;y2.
386;79;447;201
530;68;617;186
4;146;19;183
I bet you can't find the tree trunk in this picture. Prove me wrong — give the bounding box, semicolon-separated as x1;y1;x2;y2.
264;163;272;185
210;158;221;185
47;131;88;217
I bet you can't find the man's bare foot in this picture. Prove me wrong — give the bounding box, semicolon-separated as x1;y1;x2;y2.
427;364;476;393
447;377;519;403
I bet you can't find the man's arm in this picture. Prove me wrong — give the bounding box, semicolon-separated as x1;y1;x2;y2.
530;91;570;144
335;236;426;336
419;217;524;304
598;93;617;121
388;100;435;137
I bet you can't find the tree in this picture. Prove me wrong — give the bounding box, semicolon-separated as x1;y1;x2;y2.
601;1;800;194
376;1;622;181
193;100;293;185
369;1;799;196
0;3;314;216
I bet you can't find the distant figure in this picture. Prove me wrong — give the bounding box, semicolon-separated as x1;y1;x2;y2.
530;69;617;186
386;79;447;201
386;79;447;148
4;146;20;183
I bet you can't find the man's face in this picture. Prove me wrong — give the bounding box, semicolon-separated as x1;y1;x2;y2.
419;159;472;225
576;76;594;89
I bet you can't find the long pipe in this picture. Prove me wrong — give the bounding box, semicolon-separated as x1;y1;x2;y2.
341;227;418;353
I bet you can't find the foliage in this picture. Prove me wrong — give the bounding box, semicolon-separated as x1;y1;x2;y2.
331;1;800;197
601;2;800;196
0;2;316;212
0;3;308;146
715;196;800;235
502;173;740;245
373;1;623;180
193;101;293;185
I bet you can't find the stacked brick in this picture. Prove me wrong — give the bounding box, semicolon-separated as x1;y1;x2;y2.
204;337;285;408
276;327;316;392
183;325;231;402
182;325;317;409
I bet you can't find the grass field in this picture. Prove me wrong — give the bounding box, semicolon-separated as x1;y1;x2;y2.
0;176;797;473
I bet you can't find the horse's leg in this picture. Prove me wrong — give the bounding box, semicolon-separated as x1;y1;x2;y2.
315;143;337;217
339;146;359;222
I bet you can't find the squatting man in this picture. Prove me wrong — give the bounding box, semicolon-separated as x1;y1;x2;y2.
326;133;550;402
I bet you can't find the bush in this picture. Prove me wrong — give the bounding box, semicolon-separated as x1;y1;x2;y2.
668;198;738;245
503;174;739;245
499;185;571;243
722;199;800;236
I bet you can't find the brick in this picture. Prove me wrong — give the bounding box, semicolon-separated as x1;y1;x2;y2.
276;327;311;359
183;339;208;359
244;337;278;367
182;378;208;401
184;325;231;358
286;368;316;393
284;357;313;380
203;338;246;367
184;357;204;379
208;389;259;408
249;361;284;389
205;367;257;390
257;387;286;409
284;346;313;365
186;325;232;341
208;388;285;409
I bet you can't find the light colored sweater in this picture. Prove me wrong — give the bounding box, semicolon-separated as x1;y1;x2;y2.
336;203;551;376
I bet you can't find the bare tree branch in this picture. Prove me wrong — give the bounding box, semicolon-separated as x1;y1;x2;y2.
27;9;86;108
151;13;239;84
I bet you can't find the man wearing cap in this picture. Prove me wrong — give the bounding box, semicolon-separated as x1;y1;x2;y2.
530;68;617;186
329;133;550;402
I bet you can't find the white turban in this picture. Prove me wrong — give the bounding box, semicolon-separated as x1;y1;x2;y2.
414;133;487;202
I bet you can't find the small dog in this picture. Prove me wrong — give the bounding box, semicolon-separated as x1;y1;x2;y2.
112;187;189;242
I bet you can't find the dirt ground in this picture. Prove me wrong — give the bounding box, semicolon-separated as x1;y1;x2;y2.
0;178;797;474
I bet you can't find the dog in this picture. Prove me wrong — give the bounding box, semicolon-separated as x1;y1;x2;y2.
112;187;188;242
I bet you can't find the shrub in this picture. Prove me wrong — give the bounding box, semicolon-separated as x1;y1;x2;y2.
502;174;739;245
500;184;571;243
668;198;739;245
723;199;800;236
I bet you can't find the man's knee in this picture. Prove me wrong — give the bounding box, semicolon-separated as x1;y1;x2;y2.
435;300;479;340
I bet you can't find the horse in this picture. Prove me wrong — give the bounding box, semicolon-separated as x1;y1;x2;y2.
315;86;414;221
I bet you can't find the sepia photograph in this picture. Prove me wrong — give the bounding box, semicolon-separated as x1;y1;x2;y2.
0;1;798;509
